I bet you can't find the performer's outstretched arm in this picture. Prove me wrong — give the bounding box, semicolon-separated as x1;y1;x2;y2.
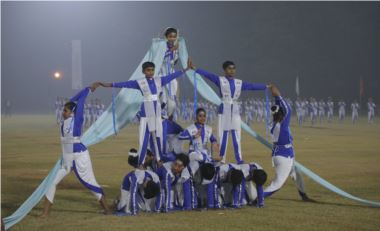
161;57;192;86
187;59;220;87
161;70;186;86
242;81;268;91
91;80;140;90
70;87;91;124
195;69;220;87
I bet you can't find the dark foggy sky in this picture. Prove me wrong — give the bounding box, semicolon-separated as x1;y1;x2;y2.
2;1;380;113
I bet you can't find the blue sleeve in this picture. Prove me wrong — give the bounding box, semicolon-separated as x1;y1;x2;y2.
112;80;140;89
129;173;138;215
178;129;192;141
182;179;192;210
242;82;267;91
70;87;90;102
121;172;133;191
166;120;184;135
275;96;291;126
161;70;184;86
210;134;217;143
195;69;220;87
172;121;184;134
70;87;90;136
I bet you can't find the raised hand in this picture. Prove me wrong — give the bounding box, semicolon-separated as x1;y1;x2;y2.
270;85;281;97
90;82;101;92
170;43;179;52
193;129;202;139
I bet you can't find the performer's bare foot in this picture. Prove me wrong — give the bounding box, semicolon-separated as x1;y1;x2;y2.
38;197;52;218
299;192;317;202
38;213;49;219
99;196;111;215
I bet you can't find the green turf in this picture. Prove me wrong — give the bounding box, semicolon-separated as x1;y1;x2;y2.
1;115;380;231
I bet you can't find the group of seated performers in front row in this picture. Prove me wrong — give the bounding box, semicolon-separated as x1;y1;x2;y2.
40;58;312;217
114;107;268;215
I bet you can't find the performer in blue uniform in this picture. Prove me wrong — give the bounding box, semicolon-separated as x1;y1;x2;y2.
92;59;191;166
264;85;313;202
41;87;110;217
115;169;161;215
189;60;269;164
178;108;221;162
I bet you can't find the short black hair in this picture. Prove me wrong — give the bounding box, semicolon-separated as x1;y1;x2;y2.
164;27;178;37
146;149;153;157
229;169;244;187
252;169;267;186
128;156;138;168
142;62;155;72
196;108;206;116
222;61;235;70
128;148;138;168
144;181;160;199
271;105;285;122
175;153;190;167
64;101;76;112
200;163;215;180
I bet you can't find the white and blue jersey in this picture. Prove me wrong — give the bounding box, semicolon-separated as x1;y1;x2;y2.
112;71;184;165
186;156;216;209
161;119;184;162
46;87;104;204
178;123;217;161
118;169;161;215
210;164;245;208
270;96;294;158
195;69;266;117
155;162;192;211
195;69;266;164
240;162;264;206
61;87;90;154
112;71;184;118
162;119;183;153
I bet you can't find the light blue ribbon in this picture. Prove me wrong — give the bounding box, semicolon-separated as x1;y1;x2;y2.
264;88;271;136
4;37;380;231
193;70;198;117
111;88;118;135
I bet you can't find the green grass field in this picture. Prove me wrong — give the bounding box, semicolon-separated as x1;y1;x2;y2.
2;115;380;231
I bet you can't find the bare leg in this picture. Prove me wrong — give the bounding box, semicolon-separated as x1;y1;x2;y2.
39;197;53;218
99;195;111;215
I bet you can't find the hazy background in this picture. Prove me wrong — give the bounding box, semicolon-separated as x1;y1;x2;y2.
2;1;380;114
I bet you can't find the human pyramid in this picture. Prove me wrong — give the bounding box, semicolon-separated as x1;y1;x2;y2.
39;27;315;218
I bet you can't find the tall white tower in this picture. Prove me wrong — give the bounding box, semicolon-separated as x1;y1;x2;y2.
71;40;83;90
